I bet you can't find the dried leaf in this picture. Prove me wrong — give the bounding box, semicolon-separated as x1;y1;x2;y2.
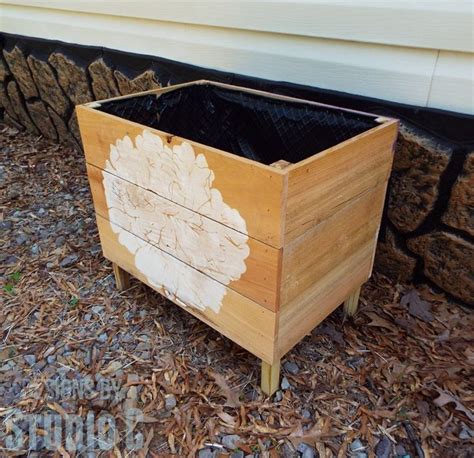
433;389;474;421
210;371;241;407
365;312;396;331
401;290;433;322
314;323;345;345
217;411;236;426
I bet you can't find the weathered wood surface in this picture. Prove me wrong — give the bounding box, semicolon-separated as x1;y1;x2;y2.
87;164;281;311
77;81;399;370
280;183;387;308
277;241;373;357
261;360;281;396
77;105;286;248
344;286;361;317
112;262;130;291
284;121;398;243
96;215;278;363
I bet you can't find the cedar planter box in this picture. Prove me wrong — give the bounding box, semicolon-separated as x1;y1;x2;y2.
77;80;398;394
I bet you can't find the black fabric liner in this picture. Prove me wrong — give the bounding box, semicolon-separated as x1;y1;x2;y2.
97;83;378;165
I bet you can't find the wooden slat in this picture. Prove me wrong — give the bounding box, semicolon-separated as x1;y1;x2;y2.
96;215;278;363
277;241;373;358
87;164;281;311
77;105;286;248
261;360;281;396
284;120;398;243
281;182;386;307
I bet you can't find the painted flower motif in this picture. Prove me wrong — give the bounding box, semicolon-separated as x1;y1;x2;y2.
103;130;249;313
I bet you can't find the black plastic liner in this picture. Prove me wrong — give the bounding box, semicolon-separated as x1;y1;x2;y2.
98;83;378;165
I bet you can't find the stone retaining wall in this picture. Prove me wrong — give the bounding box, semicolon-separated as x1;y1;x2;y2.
1;35;473;306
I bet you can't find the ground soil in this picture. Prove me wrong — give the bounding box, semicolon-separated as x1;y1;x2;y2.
1;125;472;457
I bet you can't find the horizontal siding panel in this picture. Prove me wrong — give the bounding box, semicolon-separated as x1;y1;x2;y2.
428;51;474;115
1;4;437;108
3;0;473;53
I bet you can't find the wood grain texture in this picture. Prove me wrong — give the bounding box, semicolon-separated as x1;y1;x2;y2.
87;164;281;311
284;120;398;243
112;262;130;291
281;183;387;308
261;360;281;396
77;81;398;367
343;286;361;317
277;241;373;358
77;105;286;248
96;215;278;363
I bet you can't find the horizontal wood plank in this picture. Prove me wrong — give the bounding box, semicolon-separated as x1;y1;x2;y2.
277;241;373;358
87;164;281;311
284;121;398;243
96;215;278;363
77;105;286;248
281;182;386;307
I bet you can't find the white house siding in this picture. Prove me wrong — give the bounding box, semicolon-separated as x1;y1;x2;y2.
0;0;473;114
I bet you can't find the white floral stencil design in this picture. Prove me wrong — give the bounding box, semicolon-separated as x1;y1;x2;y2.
103;130;250;313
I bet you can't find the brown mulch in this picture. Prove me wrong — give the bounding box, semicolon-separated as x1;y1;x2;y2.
0;124;473;457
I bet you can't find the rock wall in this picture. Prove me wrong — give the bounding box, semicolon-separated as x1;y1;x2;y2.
1;34;473;306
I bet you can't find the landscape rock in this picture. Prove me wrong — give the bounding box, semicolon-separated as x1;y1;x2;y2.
164;393;177;410
88;58;120;100
27;54;71;117
350;439;364;452
59;254;79;267
97;333;108;343
395;444;407;456
221;434;241;450
198;448;217;458
48;52;93;105
374;227;417;282
6;81;39;134
24;354;36;366
407;231;474;305
284;361;299;375
458;423;473;440
26;100;58;140
47;106;75;145
375;436;391;458
281;376;290;390
388;123;452;233
0;57;10;82
443;151;474;237
0;82;18;121
297;442;317;458
3;46;38;98
114;69;160;95
68;111;82;145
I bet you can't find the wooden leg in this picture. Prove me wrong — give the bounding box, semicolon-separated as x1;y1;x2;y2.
344;286;361;317
261;360;280;396
112;262;130;291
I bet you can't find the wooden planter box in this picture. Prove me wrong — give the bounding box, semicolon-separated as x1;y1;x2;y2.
77;80;398;395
